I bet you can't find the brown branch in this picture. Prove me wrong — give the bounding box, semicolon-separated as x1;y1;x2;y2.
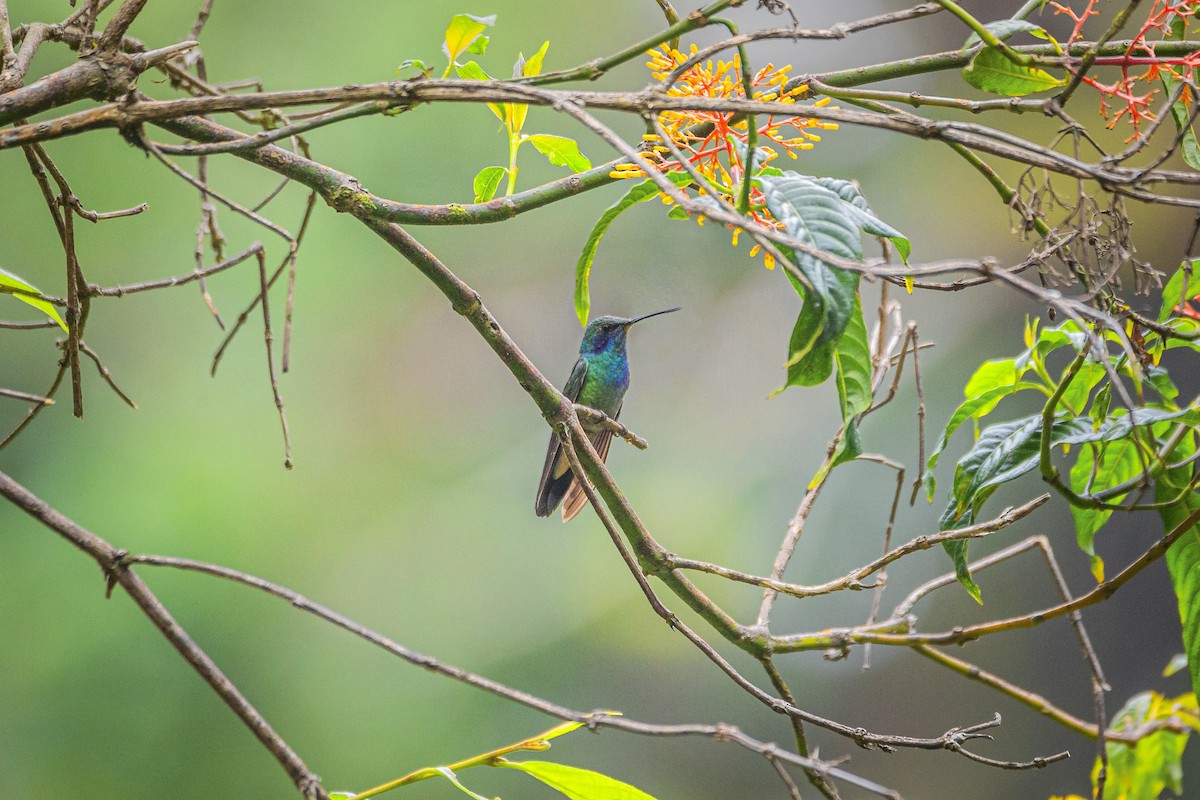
0;469;329;800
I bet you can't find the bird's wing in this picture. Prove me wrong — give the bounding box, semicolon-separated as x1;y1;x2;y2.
534;357;588;517
561;402;620;522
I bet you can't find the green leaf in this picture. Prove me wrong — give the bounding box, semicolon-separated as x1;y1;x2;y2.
499;760;659;800
526;134;592;172
810;297;871;487
455;61;505;123
443;13;496;64
1160;261;1198;322
436;767;494;800
509;41;550;134
1161;432;1200;699
795;174;911;261
328;793;356;800
520;40;551;78
962;19;1048;51
1060;360;1106;413
574;172;692;326
395;58;432;77
1166;653;1190;677
940;407;1194;600
756;175;863;390
962;47;1066;96
1162;13;1200;170
0;267;67;332
473;166;507;203
922;380;1043;500
1090;382;1112;431
1069;438;1142;582
466;35;490;56
1098;691;1200;800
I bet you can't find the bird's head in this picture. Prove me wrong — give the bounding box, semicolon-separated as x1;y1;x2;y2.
580;307;680;356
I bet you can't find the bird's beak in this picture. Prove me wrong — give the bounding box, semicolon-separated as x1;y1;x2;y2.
623;306;681;327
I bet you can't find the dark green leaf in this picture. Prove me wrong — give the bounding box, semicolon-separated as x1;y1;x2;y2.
1161;432;1200;700
499;760;659;800
811;298;870;486
922;380;1043;500
472;166;507;203
940;407;1194;600
962;47;1065;96
793;174;910;261
574;172;693;326
526;134;592;172
756;174;863;391
0;267;67;332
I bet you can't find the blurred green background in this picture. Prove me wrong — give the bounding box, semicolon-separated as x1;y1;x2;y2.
1;1;1197;798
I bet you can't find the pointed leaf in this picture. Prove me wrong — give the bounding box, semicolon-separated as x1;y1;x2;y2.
473;166;507;203
455;61;505;123
526;134;592;172
1069;438;1142;582
499;760;659;800
1160;261;1199;322
435;767;494;800
1098;691;1200;799
922;380;1043;500
962;47;1066;96
509;41;550;134
810;298;870;486
0;267;67;332
962;19;1048;51
574;172;693;326
1161;432;1200;700
443;14;496;63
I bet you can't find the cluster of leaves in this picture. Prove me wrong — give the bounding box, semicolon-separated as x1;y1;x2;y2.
401;14;593;202
923;275;1200;603
959;3;1200;159
1053;681;1200;800
330;719;657;800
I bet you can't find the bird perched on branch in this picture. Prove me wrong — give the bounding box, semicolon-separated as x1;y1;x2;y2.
535;308;680;521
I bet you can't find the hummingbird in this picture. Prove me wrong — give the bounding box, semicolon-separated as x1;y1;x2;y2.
535;307;681;521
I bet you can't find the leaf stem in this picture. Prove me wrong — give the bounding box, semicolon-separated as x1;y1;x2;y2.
933;0;1035;66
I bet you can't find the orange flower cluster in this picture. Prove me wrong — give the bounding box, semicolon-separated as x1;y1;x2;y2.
1051;0;1200;135
610;44;839;269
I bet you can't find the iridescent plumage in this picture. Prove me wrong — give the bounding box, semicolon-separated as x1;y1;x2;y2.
535;308;679;521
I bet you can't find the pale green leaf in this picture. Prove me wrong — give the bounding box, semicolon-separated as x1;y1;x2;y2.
962;19;1048;51
526;134;592;172
443;14;496;64
0;267;68;332
455;61;505;123
962;47;1066;96
1161;432;1200;700
499;760;659;800
436;767;495;800
473;166;507;203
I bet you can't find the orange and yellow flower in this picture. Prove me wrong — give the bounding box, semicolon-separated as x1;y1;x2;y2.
610;44;839;269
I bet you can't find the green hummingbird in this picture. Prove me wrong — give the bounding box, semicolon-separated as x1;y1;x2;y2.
535;307;680;521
